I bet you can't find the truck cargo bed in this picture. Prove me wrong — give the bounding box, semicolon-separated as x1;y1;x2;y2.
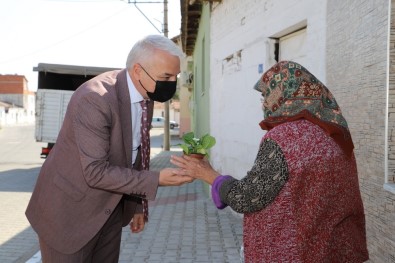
35;89;74;143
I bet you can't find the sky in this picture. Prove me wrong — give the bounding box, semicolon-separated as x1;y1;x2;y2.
0;0;181;91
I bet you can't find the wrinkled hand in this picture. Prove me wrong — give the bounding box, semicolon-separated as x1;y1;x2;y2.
130;213;145;233
159;168;195;186
170;155;220;185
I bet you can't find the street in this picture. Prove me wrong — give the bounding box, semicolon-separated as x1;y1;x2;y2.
0;125;182;263
0;125;45;263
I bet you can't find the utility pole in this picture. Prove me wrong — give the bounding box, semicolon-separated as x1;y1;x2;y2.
128;0;171;151
163;0;170;151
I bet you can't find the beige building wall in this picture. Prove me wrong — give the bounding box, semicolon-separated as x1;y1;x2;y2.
327;0;394;262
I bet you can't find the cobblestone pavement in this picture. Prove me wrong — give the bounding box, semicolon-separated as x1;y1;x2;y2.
118;150;244;263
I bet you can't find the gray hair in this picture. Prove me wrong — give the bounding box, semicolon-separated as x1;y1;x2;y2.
126;35;184;69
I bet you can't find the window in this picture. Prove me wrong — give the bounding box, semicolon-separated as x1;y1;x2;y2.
273;28;308;65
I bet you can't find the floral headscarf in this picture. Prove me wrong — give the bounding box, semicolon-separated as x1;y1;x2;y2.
254;61;354;157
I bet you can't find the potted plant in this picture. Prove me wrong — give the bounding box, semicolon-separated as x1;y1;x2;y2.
179;132;216;159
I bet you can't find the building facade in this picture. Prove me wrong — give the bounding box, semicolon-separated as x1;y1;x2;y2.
0;74;35;126
327;1;392;261
181;0;394;261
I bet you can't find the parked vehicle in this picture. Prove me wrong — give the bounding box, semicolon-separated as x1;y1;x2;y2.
34;63;120;158
151;116;179;129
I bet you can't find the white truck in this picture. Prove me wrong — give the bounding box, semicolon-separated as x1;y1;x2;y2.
34;63;120;158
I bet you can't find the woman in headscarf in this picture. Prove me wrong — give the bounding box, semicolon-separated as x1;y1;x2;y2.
171;61;369;262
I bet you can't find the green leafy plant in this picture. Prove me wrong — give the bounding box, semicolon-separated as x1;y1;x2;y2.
179;132;216;157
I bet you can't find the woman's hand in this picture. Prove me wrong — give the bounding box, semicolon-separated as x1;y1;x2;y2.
170;155;220;185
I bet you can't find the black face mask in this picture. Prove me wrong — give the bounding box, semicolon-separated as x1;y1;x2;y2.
138;64;177;103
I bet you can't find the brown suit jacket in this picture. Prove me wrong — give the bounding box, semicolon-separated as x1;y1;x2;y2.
26;69;159;254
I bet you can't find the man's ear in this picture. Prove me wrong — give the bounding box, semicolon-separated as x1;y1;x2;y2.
131;63;142;80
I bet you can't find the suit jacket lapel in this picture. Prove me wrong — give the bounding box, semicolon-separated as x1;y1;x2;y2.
116;69;133;168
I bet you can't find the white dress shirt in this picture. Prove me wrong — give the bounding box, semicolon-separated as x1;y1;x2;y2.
126;71;144;165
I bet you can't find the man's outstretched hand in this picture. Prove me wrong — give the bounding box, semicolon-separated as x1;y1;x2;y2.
158;168;194;186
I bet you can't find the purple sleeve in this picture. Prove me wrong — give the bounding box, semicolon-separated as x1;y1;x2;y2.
211;175;233;209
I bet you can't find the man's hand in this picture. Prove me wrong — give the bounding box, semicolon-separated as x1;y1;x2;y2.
159;168;194;186
130;213;145;233
170;155;220;185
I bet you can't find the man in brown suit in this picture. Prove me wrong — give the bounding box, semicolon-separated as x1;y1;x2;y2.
26;35;192;262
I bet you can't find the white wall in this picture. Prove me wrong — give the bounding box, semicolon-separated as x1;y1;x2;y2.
0;107;34;127
209;0;327;179
0;93;35;127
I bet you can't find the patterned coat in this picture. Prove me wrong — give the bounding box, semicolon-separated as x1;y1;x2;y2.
242;120;368;262
213;61;368;262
